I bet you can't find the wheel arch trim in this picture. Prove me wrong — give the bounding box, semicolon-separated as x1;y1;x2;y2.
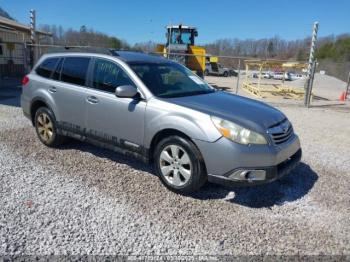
30;94;58;124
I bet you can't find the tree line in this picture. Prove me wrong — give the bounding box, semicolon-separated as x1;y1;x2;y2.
38;23;350;64
39;24;130;49
204;34;350;62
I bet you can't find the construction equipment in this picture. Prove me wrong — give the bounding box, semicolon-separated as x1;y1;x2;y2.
156;24;206;77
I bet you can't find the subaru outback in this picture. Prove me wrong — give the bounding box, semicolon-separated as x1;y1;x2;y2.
21;51;301;193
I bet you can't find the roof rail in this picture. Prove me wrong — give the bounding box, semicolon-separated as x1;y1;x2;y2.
44;46;121;56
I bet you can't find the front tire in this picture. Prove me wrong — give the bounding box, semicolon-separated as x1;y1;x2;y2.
34;107;64;147
223;71;229;77
154;136;207;194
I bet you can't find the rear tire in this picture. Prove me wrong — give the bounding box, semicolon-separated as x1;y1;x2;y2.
34;107;64;147
154;135;207;194
223;71;229;77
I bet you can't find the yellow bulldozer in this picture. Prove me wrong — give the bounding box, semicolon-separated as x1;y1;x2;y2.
156;24;206;77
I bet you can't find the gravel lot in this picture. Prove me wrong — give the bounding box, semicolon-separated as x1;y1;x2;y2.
0;82;349;257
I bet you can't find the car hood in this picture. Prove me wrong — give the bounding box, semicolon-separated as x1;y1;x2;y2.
166;91;286;133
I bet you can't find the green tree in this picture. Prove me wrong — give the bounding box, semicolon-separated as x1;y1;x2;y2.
316;36;350;61
109;37;122;49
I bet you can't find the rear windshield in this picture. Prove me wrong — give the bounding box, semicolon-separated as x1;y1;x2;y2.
130;62;214;98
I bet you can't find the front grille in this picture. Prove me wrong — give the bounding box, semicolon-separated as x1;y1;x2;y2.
268;119;294;145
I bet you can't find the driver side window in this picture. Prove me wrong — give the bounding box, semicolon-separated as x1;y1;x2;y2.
92;59;135;93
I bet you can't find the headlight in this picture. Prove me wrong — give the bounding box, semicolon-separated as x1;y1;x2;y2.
211;116;267;145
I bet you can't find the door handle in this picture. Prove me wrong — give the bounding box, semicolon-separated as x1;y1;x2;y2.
87;96;99;104
48;86;57;93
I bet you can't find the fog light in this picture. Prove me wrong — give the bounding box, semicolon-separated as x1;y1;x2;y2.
228;169;266;182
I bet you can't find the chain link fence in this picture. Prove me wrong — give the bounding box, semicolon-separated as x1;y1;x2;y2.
317;59;350;82
0;42;28;79
1;43;349;102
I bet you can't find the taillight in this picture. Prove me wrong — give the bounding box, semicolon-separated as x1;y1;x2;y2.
22;75;29;86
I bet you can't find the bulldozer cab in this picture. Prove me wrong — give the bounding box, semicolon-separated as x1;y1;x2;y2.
166;25;198;46
157;24;205;77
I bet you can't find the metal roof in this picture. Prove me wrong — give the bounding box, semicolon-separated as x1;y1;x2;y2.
166;25;197;30
244;59;308;69
0;16;52;35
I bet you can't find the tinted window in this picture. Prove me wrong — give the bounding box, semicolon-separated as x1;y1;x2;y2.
61;57;90;86
52;58;63;80
36;57;59;78
92;59;135;93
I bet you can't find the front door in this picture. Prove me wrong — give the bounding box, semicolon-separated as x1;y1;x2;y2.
85;58;146;152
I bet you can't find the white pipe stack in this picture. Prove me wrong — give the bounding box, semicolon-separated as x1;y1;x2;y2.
30;9;36;44
307;22;319;77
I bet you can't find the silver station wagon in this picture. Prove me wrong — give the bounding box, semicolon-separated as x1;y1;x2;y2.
21;51;302;193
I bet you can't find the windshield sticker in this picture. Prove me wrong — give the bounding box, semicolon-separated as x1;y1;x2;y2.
189;75;205;85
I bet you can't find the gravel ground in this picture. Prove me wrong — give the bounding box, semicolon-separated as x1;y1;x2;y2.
0;93;350;257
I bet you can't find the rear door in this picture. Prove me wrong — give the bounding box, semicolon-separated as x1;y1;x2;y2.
52;56;91;133
85;58;146;151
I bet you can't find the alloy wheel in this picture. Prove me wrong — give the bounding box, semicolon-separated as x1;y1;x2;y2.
36;113;53;142
159;145;192;187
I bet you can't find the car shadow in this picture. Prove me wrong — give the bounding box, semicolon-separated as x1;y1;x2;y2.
191;162;318;208
59;140;317;208
59;140;153;174
0;96;21;107
0;80;22;107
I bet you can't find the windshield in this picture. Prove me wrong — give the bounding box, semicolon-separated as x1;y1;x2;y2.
169;29;193;45
130;63;214;98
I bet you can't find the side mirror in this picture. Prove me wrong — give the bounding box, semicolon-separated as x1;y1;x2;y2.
115;85;138;98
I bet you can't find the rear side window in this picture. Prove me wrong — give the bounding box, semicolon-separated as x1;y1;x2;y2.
61;57;90;86
36;57;59;78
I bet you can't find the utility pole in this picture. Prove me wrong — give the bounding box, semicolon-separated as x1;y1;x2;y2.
30;9;37;65
304;22;319;107
30;9;36;44
346;72;350;100
235;59;241;94
306;60;317;108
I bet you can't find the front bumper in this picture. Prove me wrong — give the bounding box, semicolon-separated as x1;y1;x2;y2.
194;134;301;186
208;149;302;186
